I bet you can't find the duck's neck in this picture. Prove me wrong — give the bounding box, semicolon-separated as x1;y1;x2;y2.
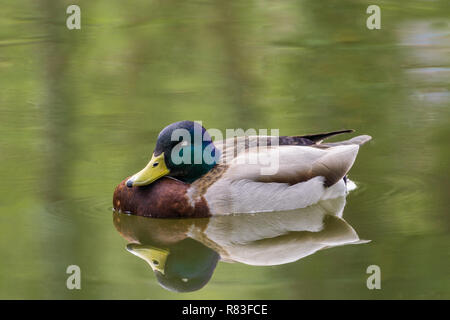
180;162;217;183
170;143;219;184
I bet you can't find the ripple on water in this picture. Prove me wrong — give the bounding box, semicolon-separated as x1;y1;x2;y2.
43;195;112;227
353;171;430;211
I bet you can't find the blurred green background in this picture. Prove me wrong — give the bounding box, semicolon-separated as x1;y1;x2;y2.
0;0;449;299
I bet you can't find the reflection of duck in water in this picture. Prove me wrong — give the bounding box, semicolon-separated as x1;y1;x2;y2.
114;121;371;217
113;197;368;292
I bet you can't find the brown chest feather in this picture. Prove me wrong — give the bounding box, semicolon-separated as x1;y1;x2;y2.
113;177;211;218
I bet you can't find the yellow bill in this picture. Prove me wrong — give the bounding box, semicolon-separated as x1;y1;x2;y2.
126;152;170;187
126;244;169;274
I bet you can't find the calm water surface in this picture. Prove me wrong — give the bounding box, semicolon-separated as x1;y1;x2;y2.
0;0;449;299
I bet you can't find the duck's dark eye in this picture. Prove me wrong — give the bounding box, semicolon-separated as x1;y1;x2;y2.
152;162;159;167
152;260;159;266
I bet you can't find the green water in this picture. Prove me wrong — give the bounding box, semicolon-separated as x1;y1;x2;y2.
0;0;449;299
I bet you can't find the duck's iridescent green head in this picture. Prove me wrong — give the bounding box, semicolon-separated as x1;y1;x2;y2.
126;121;219;187
126;238;219;292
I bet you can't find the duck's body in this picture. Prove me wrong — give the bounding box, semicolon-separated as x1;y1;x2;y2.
113;121;371;217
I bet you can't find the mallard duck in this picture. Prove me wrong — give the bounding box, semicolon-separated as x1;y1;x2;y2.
113;120;371;217
114;196;368;292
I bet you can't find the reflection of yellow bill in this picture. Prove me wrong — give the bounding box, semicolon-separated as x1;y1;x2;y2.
126;153;169;187
126;244;169;274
